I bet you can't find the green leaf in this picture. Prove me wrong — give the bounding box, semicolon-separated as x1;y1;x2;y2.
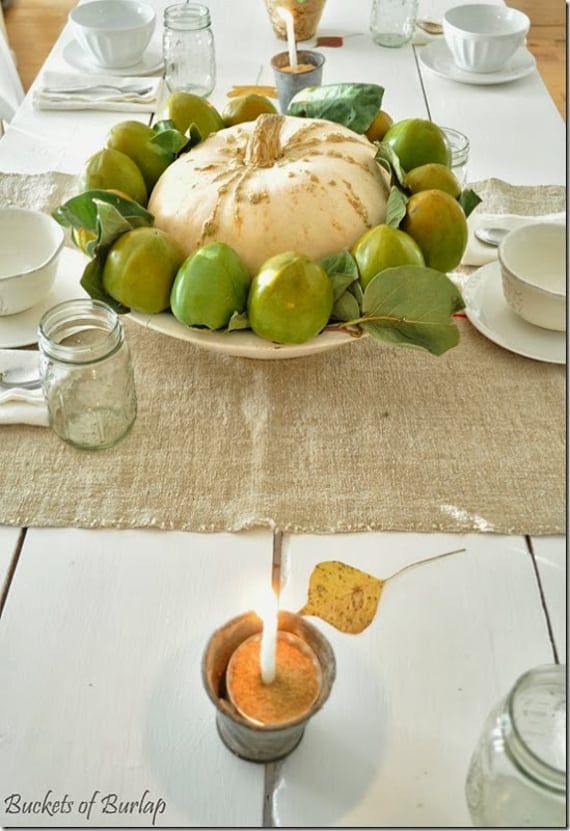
94;200;137;251
459;187;483;219
321;250;359;280
54;190;156;315
332;290;361;322
150;127;188;157
148;119;192;161
53;190;154;270
79;255;129;314
287;83;384;133
348;278;363;306
187;122;204;144
360;265;465;356
385;186;408;228
374;142;406;187
152;118;177;134
226;311;250;331
320;250;362;320
52;189;153;235
176;122;206;156
329;272;357;302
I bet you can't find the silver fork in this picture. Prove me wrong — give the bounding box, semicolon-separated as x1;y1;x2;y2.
42;83;153;96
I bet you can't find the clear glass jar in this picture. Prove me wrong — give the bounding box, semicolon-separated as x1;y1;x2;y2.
38;299;137;451
440;126;470;187
465;664;566;827
163;3;216;97
370;0;418;48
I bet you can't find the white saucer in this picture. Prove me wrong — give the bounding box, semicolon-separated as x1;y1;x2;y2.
463;261;566;364
0;247;88;349
63;39;164;77
419;40;536;85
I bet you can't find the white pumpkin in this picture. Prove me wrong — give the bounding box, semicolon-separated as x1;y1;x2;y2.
148;114;390;273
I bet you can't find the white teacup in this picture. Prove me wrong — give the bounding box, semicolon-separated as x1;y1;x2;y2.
69;0;156;69
443;4;529;74
499;223;566;332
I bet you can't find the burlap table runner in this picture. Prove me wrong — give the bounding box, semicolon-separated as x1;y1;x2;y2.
0;173;566;534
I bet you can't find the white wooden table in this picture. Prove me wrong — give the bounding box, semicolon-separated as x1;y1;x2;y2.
0;0;565;826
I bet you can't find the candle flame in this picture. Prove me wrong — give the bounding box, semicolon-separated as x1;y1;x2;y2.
258;588;278;685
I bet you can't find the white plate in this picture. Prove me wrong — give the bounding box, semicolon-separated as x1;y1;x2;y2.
63;39;164;77
419;40;536;85
0;247;88;348
128;310;362;360
463;261;566;364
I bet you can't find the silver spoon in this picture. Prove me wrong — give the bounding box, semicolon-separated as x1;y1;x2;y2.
0;367;42;390
474;227;510;247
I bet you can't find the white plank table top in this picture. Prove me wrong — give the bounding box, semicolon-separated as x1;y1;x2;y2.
273;532;559;827
418;57;565;185
530;536;566;660
0;527;20;600
0;0;565;826
0;528;272;827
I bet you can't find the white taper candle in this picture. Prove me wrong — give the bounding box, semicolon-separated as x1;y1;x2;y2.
259;589;278;684
279;8;298;68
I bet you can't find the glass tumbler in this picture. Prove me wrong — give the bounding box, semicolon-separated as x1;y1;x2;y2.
163;3;216;97
38;299;137;451
370;0;418;47
465;664;566;827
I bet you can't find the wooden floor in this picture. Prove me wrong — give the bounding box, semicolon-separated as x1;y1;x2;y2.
3;0;567;119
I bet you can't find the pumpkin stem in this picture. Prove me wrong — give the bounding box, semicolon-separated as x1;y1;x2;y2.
244;114;285;168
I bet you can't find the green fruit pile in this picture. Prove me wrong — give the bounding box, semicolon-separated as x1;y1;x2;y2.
101;228;462;353
64;86;477;353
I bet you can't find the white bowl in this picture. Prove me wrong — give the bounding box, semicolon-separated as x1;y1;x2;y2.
499;223;566;332
443;4;530;74
0;208;65;317
69;0;156;69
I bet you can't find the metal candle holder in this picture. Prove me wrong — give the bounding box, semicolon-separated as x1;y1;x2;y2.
270;50;325;113
202;610;336;762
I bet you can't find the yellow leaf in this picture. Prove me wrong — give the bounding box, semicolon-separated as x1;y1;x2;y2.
298;549;465;635
299;560;384;634
227;85;278;99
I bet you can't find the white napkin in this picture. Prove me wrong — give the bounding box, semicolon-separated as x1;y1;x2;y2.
33;71;164;112
463;210;567;267
0;351;48;427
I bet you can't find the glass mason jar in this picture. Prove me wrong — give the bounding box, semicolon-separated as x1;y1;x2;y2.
370;0;418;48
163;3;216;97
38;299;137;451
440;126;470;187
465;664;567;827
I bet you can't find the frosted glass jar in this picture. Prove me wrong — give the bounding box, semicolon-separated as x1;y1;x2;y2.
465;664;566;827
38;299;137;450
